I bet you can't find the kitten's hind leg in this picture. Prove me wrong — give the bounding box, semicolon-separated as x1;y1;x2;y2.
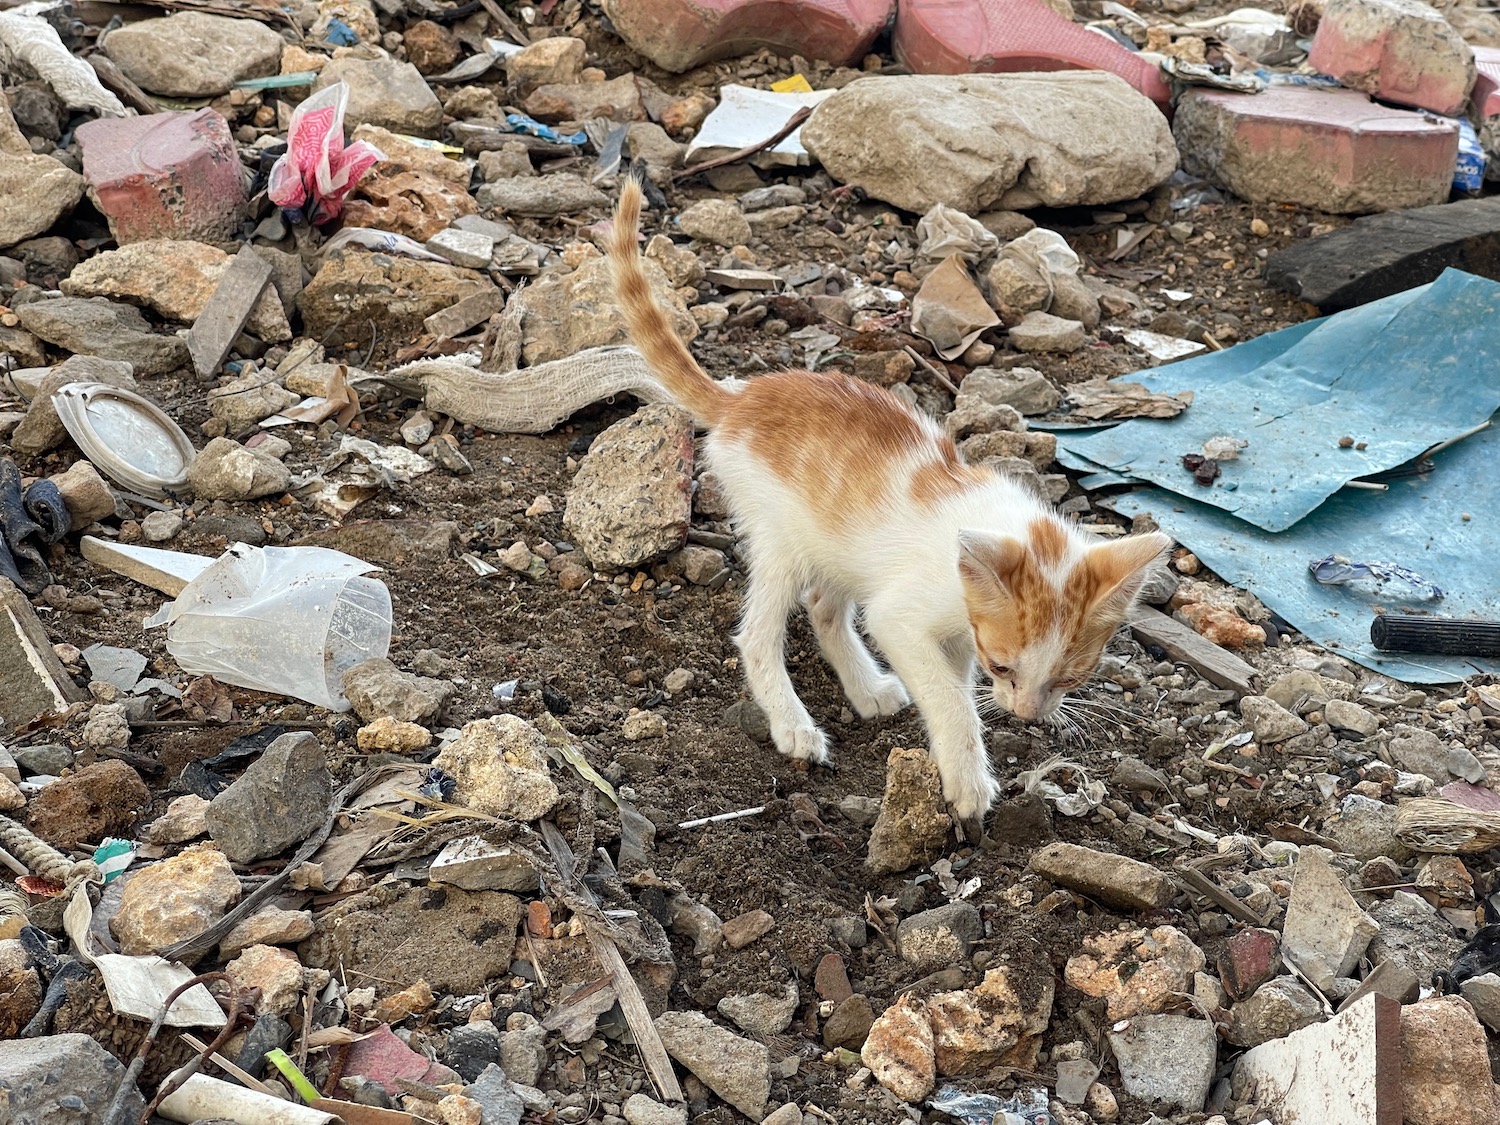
805;587;909;719
736;573;829;764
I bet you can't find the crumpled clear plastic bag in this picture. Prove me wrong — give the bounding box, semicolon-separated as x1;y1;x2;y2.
144;543;392;711
267;82;383;225
916;203;1000;269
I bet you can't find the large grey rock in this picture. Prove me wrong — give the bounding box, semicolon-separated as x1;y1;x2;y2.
205;732;333;863
801;72;1177;214
953;366;1058;423
1389;723;1484;784
0;154;83;250
0;1033;143;1125
1008;311;1086;353
1324;698;1379;737
1282;850;1380;990
103;12;282;96
654;1010;771;1120
477;173;608;217
563;405;694;570
1366;890;1465;985
1226;976;1324;1047
15;297;188;375
313;58;443;137
896;901;982;968
1030;842;1176;912
1326;793;1406;860
1107;1014;1217;1111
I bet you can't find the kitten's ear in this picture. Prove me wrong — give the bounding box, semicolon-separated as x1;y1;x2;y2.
1083;531;1171;610
958;530;1027;593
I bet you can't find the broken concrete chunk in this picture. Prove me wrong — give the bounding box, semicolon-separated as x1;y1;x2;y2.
1226;975;1324;1048
861;994;936;1102
1308;0;1476;116
428;835;540;893
1065;926;1206;1020
1282;849;1380;990
896;902;981;968
1107;1014;1217;1112
109;844;240;955
204;731;333;863
342;657;453;724
654;1010;771;1120
432;715;560;821
1030;842;1175;912
865;747;952;875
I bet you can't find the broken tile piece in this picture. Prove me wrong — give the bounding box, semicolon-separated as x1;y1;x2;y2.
1282;849;1381;990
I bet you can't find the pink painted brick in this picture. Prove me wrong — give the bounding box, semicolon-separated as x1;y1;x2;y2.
893;0;1171;113
76;109;246;245
1173;87;1459;214
1308;0;1476;116
600;0;894;74
1472;46;1500;118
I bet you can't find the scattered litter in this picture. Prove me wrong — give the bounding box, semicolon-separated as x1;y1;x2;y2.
268;82;384;225
1121;328;1208;364
320;227;451;261
685;83;836;167
144;544;392;711
1017;757;1106;817
930;1085;1054;1125
505;113;585;145
52;382;195;498
1309;555;1445;602
82;644;148;692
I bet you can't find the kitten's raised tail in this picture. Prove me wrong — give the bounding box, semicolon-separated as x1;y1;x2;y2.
609;178;732;426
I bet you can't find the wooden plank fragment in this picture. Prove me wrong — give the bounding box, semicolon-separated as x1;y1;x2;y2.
1128;604;1259;697
187;245;273;379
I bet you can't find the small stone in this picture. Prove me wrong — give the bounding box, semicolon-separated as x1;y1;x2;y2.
477;173;608;218
500;1012;548;1087
565;405;694;570
12;743;72;777
225;945;306;1016
523;74;644;123
1460;972;1500;1032
823;994;875;1050
0;1034;142;1123
676;544;728;586
1282;849;1380;991
1239;694;1310;743
26;759;148;850
427;228;496;269
1218;928;1282;1001
48;461;116;532
896;902;982;968
1324;698;1379;737
717;979;799;1037
208;371;299;433
146;794;211;845
1390;723;1484;784
865;747;952;875
205;731;333;864
958;365;1059;416
507;36;586;92
1227;976;1323;1047
463;1064;525;1125
677;199;752;248
219;907;315;959
140;510;184;542
667;893;724;955
356;716;433;754
1107;1014;1217;1111
1178;602;1267;649
433;715;559;821
760;1105;802;1125
1327;793;1403;860
654;1010;771;1120
1085;1083;1120;1122
343;658;453;724
815;953;853;1003
663;667;694;695
429;836;539;894
861;994;936;1102
444;1022;504;1082
110;844;240;955
1065;926;1206;1020
82;702;130;753
188;437;290;501
1008;311;1086;353
623;1093;687;1125
622;711;668;741
722;908;776;950
1030;842;1175;911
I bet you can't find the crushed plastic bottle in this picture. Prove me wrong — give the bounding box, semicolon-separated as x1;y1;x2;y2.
930;1086;1055;1125
1308;554;1445;601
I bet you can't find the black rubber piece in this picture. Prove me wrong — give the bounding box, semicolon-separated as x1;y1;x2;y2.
1370;613;1500;656
0;459;69;595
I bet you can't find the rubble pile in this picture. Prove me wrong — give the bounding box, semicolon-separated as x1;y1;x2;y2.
3;0;1500;1123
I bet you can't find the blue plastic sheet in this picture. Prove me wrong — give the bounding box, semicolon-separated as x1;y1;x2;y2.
1108;413;1500;683
1060;270;1500;532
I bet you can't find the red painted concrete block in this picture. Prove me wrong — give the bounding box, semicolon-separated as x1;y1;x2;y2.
1308;0;1475;116
77;109;246;245
893;0;1172;112
601;0;894;73
1472;46;1500;118
1173;86;1459;214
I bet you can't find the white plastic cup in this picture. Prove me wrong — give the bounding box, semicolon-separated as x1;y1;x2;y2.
145;543;391;711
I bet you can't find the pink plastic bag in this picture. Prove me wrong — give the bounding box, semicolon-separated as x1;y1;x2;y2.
267;81;383;225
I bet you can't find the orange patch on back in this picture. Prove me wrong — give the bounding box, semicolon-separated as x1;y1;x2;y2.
718;370;934;528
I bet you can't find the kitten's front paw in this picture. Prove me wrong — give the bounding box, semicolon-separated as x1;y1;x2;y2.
850;675;910;720
944;770;999;828
775;723;831;765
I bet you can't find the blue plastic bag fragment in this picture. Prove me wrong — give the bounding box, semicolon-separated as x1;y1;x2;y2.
1309;555;1445;601
1108;411;1500;683
504;113;586;145
1060;270;1500;532
323;17;358;45
1455;117;1486;194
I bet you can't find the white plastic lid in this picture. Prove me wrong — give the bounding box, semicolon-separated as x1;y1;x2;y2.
53;382;196;498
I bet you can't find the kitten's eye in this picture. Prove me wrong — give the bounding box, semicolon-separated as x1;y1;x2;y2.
989;663;1012;678
1054;677;1082;691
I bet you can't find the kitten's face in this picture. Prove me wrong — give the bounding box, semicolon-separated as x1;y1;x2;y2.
957;522;1170;722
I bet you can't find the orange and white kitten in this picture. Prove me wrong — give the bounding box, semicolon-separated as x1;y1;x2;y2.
608;180;1169;826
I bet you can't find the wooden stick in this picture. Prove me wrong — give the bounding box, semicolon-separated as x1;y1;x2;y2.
902;344;959;395
539;822;683;1105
